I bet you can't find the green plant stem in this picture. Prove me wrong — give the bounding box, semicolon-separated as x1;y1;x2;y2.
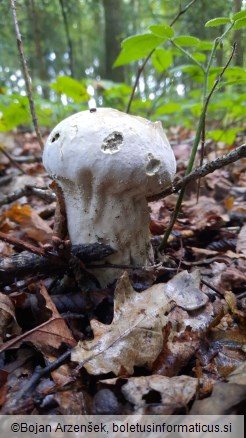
171;41;205;71
158;41;236;252
203;22;234;103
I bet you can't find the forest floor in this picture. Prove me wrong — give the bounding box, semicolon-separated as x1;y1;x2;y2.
0;127;245;415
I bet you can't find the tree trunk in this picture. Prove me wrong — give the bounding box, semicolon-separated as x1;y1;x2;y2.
59;0;75;78
28;0;49;98
233;0;244;66
103;0;125;82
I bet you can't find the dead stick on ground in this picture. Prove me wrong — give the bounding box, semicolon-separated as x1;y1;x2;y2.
0;143;25;174
10;0;44;151
14;350;71;402
147;143;246;202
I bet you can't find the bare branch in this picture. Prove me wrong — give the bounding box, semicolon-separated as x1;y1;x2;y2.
10;0;44;150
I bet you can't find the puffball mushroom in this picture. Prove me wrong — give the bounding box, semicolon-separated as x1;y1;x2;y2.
42;108;176;286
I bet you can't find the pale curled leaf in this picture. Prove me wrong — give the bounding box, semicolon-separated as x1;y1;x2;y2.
71;270;208;375
101;374;198;414
121;375;198;413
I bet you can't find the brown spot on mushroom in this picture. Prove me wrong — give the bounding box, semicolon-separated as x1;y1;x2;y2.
101;131;123;154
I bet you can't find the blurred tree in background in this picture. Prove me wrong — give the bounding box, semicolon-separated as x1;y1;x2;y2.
0;0;245;138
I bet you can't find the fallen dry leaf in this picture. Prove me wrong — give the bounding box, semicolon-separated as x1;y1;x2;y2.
0;284;76;354
182;196;229;230
0;292;21;342
152;300;215;376
3;202;52;243
190;382;246;414
103;375;198;414
71;270;209;375
227;362;246;385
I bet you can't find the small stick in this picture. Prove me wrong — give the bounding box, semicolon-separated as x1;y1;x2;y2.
14;350;71;402
0;143;25;174
0;185;56;207
0;230;46;257
10;0;44;151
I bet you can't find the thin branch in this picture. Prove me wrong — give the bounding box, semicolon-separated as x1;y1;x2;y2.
0;185;55;207
169;0;199;26
126;0;199;113
147;143;246;202
0;230;46;257
10;0;44;151
0;143;25;174
14;350;71;402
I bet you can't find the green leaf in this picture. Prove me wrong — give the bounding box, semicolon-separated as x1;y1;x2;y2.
173;35;200;46
0;102;29;132
151;48;173;73
149;24;174;38
192;52;207;62
197;40;215;51
50;76;89;102
234;17;246;29
156;103;182;114
179;65;204;82
224;66;246;80
114;33;165;67
205;17;231;27
232;10;246;21
208;129;238;145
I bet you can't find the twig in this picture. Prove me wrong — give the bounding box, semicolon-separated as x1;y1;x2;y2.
10;0;44;151
14;350;71;402
0;185;55;207
201;279;224;298
147;143;246;202
126;0;199;113
169;0;199;26
0;143;25;174
0;230;46;257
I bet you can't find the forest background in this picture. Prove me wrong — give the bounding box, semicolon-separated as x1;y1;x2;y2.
0;0;245;143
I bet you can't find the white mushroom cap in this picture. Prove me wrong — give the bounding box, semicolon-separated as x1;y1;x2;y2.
43;108;176;285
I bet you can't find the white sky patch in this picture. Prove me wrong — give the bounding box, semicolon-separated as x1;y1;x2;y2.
61;94;68;105
87;84;95;96
139;77;145;93
10;74;17;81
85;66;94;75
49;52;56;61
88;97;97;109
149;93;155;100
17;79;25;87
177;84;185;96
36;85;43;95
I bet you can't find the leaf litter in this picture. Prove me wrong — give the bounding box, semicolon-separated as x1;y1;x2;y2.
0;128;246;414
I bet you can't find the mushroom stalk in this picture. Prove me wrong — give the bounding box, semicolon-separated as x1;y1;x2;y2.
43;108;176;286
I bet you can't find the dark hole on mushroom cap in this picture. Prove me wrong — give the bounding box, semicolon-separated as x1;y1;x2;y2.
51;132;60;143
101;131;123;154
